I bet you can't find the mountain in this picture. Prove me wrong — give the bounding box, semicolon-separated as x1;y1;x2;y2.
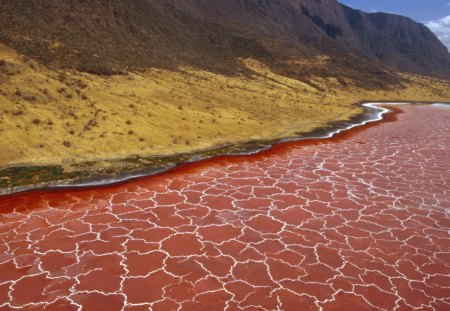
1;0;450;191
341;5;450;78
0;0;449;80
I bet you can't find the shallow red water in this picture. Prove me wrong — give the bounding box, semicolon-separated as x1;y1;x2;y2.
0;105;449;311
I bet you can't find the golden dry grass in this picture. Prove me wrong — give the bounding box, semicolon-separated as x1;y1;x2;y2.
0;44;449;169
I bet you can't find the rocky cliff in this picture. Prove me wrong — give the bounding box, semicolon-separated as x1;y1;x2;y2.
0;0;449;79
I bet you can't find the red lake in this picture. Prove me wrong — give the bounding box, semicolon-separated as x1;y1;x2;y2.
0;104;449;310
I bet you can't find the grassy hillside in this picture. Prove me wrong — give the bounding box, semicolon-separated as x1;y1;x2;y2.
1;43;449;172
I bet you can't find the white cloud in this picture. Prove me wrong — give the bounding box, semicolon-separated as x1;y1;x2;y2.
426;15;450;52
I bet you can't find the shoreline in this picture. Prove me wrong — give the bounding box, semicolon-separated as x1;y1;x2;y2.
0;100;448;197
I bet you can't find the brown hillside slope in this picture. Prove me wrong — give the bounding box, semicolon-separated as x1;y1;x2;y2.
0;0;449;79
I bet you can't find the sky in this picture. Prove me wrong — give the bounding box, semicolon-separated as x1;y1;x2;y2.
340;0;450;50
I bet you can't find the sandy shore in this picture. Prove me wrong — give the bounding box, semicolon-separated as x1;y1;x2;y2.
0;102;447;196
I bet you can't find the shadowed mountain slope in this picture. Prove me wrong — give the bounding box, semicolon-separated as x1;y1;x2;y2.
0;0;449;79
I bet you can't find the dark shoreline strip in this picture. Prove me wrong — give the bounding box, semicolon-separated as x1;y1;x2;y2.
0;101;448;197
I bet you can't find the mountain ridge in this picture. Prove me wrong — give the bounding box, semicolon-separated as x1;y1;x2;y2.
0;0;449;79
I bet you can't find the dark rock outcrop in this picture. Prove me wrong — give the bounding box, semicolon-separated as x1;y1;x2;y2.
341;5;450;77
